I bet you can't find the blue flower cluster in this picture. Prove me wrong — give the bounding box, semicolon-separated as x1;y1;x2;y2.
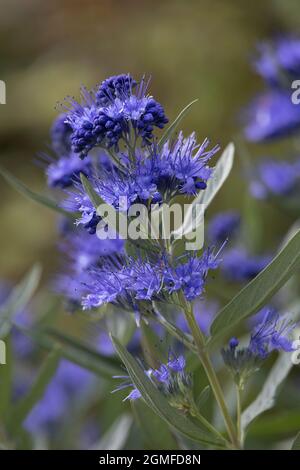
55;225;124;308
222;309;296;385
113;352;187;402
250;157;300;200
64;75;168;158
244;36;300;141
86;132;219;212
80;248;220;312
208;210;240;244
207;212;270;283
248;309;295;358
43;113;92;189
254;37;300;87
222;247;271;282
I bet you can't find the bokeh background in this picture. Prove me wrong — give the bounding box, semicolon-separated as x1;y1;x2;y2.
1;0;300;282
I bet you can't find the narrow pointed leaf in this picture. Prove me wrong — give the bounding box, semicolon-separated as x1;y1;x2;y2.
158;99;198;149
132;400;178;449
241;353;293;437
91;414;132;450
14;325;123;378
196;386;211;410
0;264;41;338
210;228;300;344
10;348;61;430
291;432;300;450
0;166;74;218
80;173;105;207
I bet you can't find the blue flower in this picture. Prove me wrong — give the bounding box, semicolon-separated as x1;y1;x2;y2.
113;353;188;402
123;259;163;301
164;248;221;301
96;74;137;106
65;75;168;158
208;211;240;244
152;364;170;383
46;153;92;188
81;257;163;310
158;132;219;195
124;388;142;401
222;248;271;282
254;37;300;86
249;309;296;358
244;90;300;142
81;248;221;311
62;182;101;234
250;158;300;199
222;309;296;386
167;352;186;373
50;113;72;155
95;165;158;209
55;224;124;309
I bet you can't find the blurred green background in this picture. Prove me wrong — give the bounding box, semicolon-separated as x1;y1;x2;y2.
1;0;300;282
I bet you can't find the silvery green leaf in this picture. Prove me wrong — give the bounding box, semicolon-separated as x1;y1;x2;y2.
9;347;61;432
14;325;123;378
0;264;41;338
132;400;178;449
172;142;234;244
196;386;211;410
80;173;105;207
291;432;300;450
91;414;132;450
241;353;294;439
209;228;300;345
0;166;74;218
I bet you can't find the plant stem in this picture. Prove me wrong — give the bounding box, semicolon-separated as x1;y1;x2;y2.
236;385;242;445
180;295;240;449
189;401;232;449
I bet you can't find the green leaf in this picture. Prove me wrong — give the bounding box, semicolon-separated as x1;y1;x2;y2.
0;264;41;338
0;338;12;419
247;410;300;440
158;99;198;149
10;348;61;431
132;400;178;449
80;173;104;207
14;325;123;378
291;432;300;450
91;414;132;450
209;228;300;344
140;320;166;367
111;335;225;448
196;386;211;410
0;166;74;218
241;353;293;438
172;142;234;242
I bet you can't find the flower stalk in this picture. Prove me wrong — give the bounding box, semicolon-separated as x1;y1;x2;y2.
180;294;240;449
